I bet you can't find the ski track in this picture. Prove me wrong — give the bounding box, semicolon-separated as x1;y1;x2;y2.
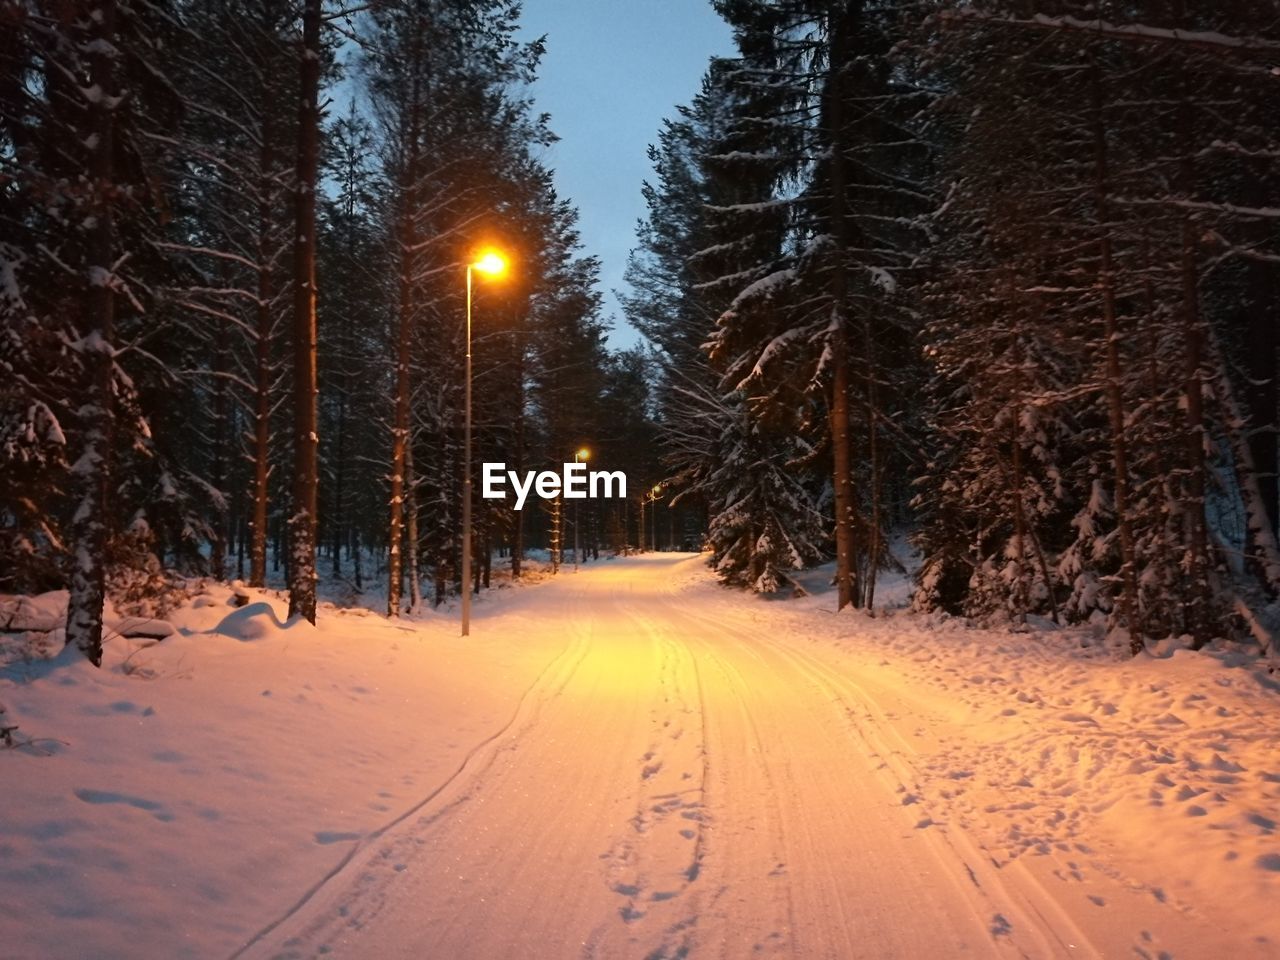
237;557;1274;960
230;599;596;960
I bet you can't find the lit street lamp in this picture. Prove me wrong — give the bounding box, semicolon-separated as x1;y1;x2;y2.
462;248;507;637
644;484;663;552
573;447;589;572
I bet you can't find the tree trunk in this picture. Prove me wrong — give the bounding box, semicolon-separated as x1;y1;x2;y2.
436;422;452;606
1090;60;1142;654
210;304;229;578
287;0;321;624
1011;407;1029;624
386;246;410;615
248;9;279;590
352;526;363;590
65;0;119;667
248;226;272;589
331;405;346;578
386;37;422;617
1175;91;1212;648
511;316;525;579
331;337;348;577
1208;333;1280;594
406;435;421;613
826;8;859;611
551;496;562;572
862;314;880;611
1237;184;1280;548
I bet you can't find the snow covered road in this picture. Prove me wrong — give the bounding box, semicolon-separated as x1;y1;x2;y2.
6;554;1277;960
242;557;997;958
234;556;1270;960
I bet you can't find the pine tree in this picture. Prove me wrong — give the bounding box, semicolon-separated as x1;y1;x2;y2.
165;0;299;589
318;108;388;588
285;0;322;623
3;0;183;663
912;0;1280;648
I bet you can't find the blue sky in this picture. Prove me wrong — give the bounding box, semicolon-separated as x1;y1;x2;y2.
518;0;734;348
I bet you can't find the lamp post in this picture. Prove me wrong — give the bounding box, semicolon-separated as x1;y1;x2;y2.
573;447;589;572
462;249;507;637
644;484;663;552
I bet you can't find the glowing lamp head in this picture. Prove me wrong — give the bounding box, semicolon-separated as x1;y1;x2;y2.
472;249;507;277
576;447;590;461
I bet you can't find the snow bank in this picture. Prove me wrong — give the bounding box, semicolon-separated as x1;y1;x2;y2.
0;577;569;960
0;591;68;632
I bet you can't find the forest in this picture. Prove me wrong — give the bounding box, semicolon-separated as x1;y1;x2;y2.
626;0;1280;655
3;0;1279;664
2;0;665;666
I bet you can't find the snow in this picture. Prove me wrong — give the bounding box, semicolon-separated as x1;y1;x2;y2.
3;556;1279;959
0;592;68;633
726;266;795;312
0;244;28;309
868;265;897;294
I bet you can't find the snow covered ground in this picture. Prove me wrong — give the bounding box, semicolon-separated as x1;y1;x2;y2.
2;555;1278;959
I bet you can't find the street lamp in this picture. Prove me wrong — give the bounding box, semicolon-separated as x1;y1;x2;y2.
573;447;589;572
644;484;663;552
462;247;507;637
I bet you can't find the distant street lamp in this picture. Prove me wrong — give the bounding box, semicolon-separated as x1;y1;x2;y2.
644;484;663;552
462;248;507;637
574;447;589;572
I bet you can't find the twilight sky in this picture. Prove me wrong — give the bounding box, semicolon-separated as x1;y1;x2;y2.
518;0;734;347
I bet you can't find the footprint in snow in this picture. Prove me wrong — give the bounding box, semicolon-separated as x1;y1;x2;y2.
314;831;362;845
74;788;174;822
1246;813;1277;833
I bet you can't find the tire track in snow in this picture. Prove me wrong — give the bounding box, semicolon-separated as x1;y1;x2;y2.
244;574;718;960
230;607;595;960
756;631;1256;960
678;628;808;957
587;605;714;960
237;556;1172;959
755;632;1092;959
631;565;991;958
664;580;1083;959
680;586;1111;960
667;557;1280;960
